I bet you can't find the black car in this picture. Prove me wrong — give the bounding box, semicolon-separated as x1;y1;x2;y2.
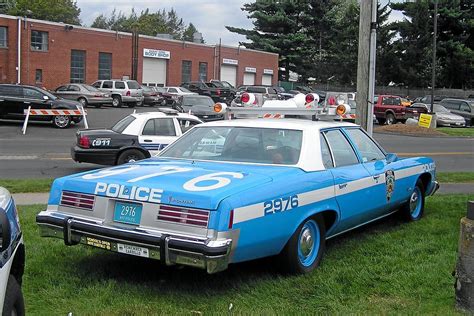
180;81;231;104
0;84;83;128
178;95;224;121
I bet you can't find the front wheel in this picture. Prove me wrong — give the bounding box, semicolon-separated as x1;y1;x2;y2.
280;214;326;274
78;97;88;107
52;115;71;128
2;275;25;316
112;96;122;108
400;179;425;221
117;149;146;165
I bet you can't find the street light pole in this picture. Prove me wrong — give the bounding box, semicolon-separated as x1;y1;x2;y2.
430;0;438;113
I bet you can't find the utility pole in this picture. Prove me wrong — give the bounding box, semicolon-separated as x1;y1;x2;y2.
356;0;373;132
430;0;438;113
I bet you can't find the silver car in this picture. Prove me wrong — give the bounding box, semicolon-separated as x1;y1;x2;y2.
54;83;113;108
92;80;144;108
411;103;466;127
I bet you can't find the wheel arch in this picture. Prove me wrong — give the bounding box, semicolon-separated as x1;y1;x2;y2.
115;146;151;165
10;243;25;285
418;172;432;195
385;109;395;116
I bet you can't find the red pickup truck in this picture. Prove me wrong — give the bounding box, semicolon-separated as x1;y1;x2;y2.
374;95;427;124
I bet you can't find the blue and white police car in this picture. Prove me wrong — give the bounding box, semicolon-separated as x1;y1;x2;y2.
71;109;202;165
1;187;25;315
37;111;439;274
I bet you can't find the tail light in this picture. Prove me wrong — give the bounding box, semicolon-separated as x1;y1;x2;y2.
126;90;131;96
78;135;90;148
158;205;209;228
216;89;221;96
305;94;315;103
229;209;234;229
60;191;95;210
241;92;250;103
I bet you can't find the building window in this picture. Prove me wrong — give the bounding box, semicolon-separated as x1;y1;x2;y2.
199;62;207;81
35;69;43;83
31;30;48;51
182;60;192;83
0;27;7;48
70;50;86;83
98;52;112;80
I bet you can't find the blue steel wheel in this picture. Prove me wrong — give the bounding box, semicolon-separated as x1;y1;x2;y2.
280;214;326;274
401;179;425;221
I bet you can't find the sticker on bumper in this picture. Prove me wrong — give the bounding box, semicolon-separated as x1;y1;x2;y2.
117;243;149;258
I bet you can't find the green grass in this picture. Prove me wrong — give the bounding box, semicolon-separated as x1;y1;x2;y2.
438;127;474;137
0;179;53;193
437;172;474;183
19;194;472;314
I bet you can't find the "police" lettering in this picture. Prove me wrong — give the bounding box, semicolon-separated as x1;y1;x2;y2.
94;182;163;203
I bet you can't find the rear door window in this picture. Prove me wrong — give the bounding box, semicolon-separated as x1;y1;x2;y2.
102;81;113;89
115;81;125;89
142;118;176;136
323;129;359;167
23;88;44;99
0;85;23;97
460;102;471;112
127;81;140;89
320;134;334;169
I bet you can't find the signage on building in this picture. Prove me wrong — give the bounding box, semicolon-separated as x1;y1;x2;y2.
245;67;256;73
143;48;171;59
223;58;238;65
263;69;274;75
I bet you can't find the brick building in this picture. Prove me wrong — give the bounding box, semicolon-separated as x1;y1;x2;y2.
0;14;279;89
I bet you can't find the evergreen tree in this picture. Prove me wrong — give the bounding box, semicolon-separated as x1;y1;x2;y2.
7;0;81;25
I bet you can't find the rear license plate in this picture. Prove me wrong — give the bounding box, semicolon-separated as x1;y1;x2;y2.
117;243;149;258
113;201;142;225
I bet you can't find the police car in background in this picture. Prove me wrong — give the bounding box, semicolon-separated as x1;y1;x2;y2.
71;109;202;165
38;100;439;274
1;187;25;315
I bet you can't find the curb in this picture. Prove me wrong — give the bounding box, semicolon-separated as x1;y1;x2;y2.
373;131;473;139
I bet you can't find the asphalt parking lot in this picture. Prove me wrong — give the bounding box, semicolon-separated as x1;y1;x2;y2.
0;106;473;179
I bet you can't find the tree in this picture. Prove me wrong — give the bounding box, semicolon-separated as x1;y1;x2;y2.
183;23;204;43
7;0;81;25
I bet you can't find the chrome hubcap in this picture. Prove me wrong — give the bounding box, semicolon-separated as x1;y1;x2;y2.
54;115;69;127
113;98;119;106
299;227;314;257
409;191;419;213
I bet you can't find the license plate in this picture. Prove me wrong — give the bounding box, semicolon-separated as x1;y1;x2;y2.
113;201;142;225
117;243;149;258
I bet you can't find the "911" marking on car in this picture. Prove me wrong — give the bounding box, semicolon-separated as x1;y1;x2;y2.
264;195;299;215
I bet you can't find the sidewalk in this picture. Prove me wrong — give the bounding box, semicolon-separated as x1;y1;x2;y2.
11;184;474;205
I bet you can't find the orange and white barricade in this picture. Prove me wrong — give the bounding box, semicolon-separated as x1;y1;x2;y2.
22;105;88;134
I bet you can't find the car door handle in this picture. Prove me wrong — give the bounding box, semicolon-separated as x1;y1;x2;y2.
143;139;153;142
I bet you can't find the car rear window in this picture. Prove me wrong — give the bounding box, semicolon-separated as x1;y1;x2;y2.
127;81;140;89
112;115;136;133
83;85;100;92
182;96;213;106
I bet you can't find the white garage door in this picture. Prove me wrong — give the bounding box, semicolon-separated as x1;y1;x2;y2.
220;65;237;87
262;74;273;86
142;58;167;86
243;73;255;85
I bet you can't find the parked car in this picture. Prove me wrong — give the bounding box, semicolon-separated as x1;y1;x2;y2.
92;79;144;108
232;85;281;106
54;83;112;108
0;187;25;316
181;81;231;104
151;86;175;106
177;95;224;121
410;103;466;127
37;118;438;274
272;86;294;100
374;95;428;125
165;86;197;97
439;98;474;126
71;109;202;165
413;95;449;104
0;84;83;128
141;85;165;107
210;80;237;99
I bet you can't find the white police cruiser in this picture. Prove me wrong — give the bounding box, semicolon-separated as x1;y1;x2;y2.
37;101;439;274
0;187;25;315
71;109;202;165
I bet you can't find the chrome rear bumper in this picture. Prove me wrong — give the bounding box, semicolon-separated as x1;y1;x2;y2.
36;210;232;274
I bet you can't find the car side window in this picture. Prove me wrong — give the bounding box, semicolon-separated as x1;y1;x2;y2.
115;81;125;89
56;85;67;92
445;101;459;110
345;128;385;162
142;119;155;136
320;133;334;169
178;119;200;133
0;85;22;97
381;97;391;105
69;85;80;92
155;118;177;136
169;88;177;93
460;103;470;112
102;81;112;89
323;129;359;167
23;88;43;99
92;81;101;88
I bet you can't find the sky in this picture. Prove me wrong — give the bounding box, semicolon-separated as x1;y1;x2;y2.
76;0;405;47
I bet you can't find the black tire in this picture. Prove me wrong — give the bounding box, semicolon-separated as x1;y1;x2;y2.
94;104;102;109
52;115;71;129
117;149;146;165
2;275;25;316
78;97;88;108
112;95;122;108
399;179;425;221
377;118;386;125
279;214;326;274
386;113;396;125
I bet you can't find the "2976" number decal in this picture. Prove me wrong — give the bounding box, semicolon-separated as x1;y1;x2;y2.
264;195;299;215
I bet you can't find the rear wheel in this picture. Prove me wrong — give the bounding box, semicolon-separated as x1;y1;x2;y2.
377;118;386;125
128;103;136;108
78;97;88;107
52;115;71;129
386;113;396;125
400;179;425;221
280;214;326;274
2;275;25;316
112;95;122;107
117;149;146;165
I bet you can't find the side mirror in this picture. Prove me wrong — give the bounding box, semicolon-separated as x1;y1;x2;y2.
0;208;11;252
386;153;398;164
